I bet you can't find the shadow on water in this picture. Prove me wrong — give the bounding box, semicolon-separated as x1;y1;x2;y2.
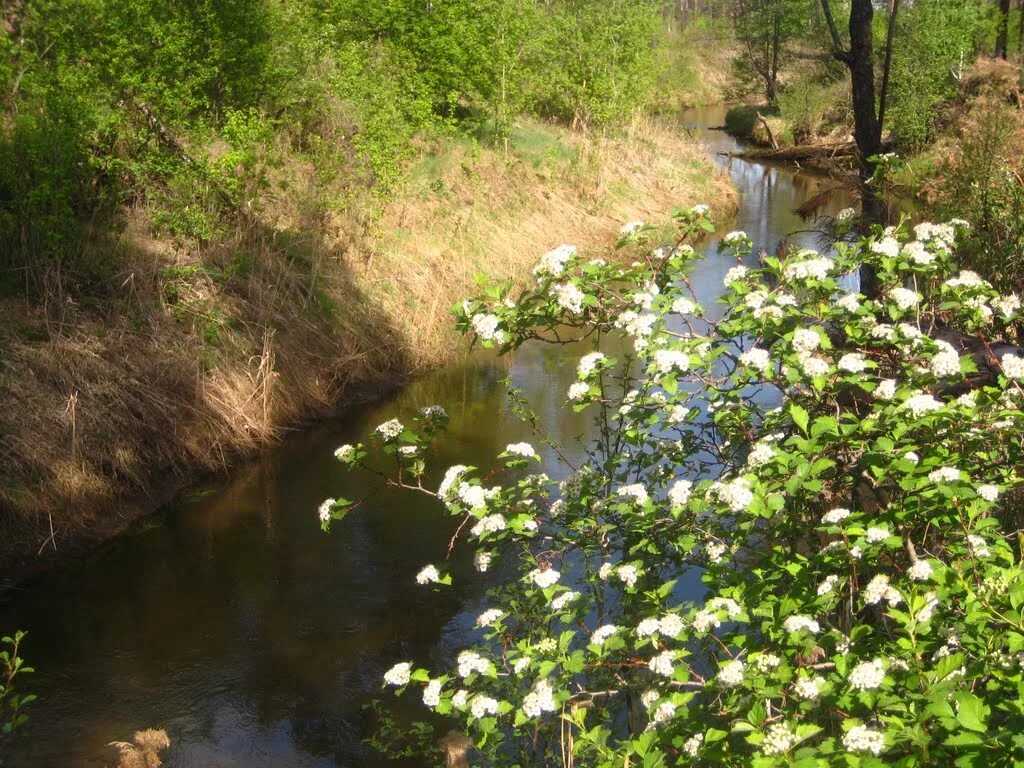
0;106;857;767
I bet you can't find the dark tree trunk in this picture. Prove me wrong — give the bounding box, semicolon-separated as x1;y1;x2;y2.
996;0;1011;59
820;0;885;295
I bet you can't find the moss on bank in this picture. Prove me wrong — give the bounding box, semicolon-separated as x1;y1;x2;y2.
0;117;735;579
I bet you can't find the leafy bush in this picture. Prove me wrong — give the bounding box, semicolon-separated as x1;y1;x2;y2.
326;209;1024;766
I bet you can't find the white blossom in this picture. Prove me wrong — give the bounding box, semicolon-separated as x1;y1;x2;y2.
474;551;492;572
577;352;605;378
723;265;749;285
618;484;649;505
871;237;900;258
533;244;576;278
554;282;585;314
928;466;961;484
567;381;590;401
317;498;334;523
591;624;618;645
383;662;412;687
376;418;404;441
822;507;850;525
522;678;557;718
659;613;685;637
792;328;821;354
848;658;885;690
784;615;820;634
908;560;933;581
529;568;560;588
682;734;704;756
838;353;868;373
739;347;771;372
978;484;1000;502
416;564;440;585
715;477;754;512
817;574;839;596
551;590;579;611
843;725;885;755
904;392;943;418
1002;353;1024;379
762;722;797;755
653;348;690;374
967;534;991;558
794;675;824;700
668;479;692;507
648;651;676;677
672;297;697;315
865;526;890;543
470;696;499;719
476;608;504;627
717;659;745;687
504;442;537;459
617;564;640;588
457;650;491;678
423;679;442;707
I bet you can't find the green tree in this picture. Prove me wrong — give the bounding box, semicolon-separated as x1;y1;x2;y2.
733;0;810;103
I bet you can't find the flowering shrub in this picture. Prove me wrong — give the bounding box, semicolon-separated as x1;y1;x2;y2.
324;207;1024;766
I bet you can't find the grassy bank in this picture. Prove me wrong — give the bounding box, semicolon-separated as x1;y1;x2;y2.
0;117;735;579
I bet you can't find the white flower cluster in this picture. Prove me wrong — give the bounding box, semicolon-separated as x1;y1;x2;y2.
416;564;440;584
929;340;961;378
471;313;505;343
822;507;850;525
761;722;797;755
375;418;404;441
783;615;820;634
848;658;885;690
553;282;584;314
504;442;537;459
383;662;411;687
793;675;824;700
871;237;900;259
1002;353;1024;380
577;352;605;378
653;348;690;374
782;253;833;281
739;347;771;372
863;574;901;606
317;498;334;523
533;244;576;278
904;392;943;418
722;230;748;246
843;725;885;755
522;678;557;718
713;477;754;512
717;659;745;687
668;479;692;507
457;650;491;678
529;568;560;588
618;484;649;505
723;265;749;285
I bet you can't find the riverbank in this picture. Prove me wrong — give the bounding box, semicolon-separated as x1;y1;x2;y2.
0;116;736;583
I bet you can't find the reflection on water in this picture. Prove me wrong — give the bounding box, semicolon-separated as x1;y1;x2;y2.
0;106;856;767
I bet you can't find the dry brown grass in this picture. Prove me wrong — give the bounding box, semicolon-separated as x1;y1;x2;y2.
109;728;170;768
0;116;734;576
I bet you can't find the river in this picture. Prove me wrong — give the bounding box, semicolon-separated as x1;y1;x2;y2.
0;105;855;767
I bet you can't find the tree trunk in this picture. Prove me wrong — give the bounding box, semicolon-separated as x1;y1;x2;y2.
996;0;1011;59
820;0;884;295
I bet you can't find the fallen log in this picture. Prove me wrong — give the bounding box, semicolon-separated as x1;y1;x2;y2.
719;142;859;162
